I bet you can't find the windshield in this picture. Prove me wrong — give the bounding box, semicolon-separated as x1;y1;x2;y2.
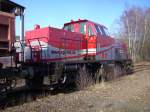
95;24;109;36
95;24;102;35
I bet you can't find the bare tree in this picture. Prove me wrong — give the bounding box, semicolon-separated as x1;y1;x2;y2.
117;6;150;62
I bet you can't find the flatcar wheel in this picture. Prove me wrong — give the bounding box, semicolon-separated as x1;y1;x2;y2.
75;65;93;90
26;76;44;89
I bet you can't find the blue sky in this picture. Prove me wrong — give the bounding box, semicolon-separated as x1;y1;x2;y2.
13;0;150;35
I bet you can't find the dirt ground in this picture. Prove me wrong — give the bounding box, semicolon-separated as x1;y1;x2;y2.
2;62;150;112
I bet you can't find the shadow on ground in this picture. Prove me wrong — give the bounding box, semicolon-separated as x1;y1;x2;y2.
0;84;76;110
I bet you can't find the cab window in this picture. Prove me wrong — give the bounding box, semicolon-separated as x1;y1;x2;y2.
88;26;94;36
79;22;86;34
64;26;68;31
64;24;74;32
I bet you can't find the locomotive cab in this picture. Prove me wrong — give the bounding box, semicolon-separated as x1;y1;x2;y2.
63;19;111;38
63;19;115;60
63;20;98;60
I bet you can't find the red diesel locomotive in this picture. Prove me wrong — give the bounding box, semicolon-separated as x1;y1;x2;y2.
14;19;132;89
0;0;133;94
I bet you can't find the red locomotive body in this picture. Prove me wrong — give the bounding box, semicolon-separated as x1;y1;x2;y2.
24;19;129;63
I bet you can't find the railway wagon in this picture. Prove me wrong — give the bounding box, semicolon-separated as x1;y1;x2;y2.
0;11;15;56
0;0;25;96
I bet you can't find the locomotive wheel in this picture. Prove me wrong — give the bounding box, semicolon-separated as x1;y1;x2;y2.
126;64;134;74
113;64;125;79
59;74;67;84
119;65;124;76
112;64;120;79
26;76;44;89
119;64;125;76
75;65;93;90
104;65;112;81
10;79;17;88
95;70;101;84
58;73;68;89
105;64;119;80
95;65;106;83
94;64;124;82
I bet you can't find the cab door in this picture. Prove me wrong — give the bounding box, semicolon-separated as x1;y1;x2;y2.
86;23;96;56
